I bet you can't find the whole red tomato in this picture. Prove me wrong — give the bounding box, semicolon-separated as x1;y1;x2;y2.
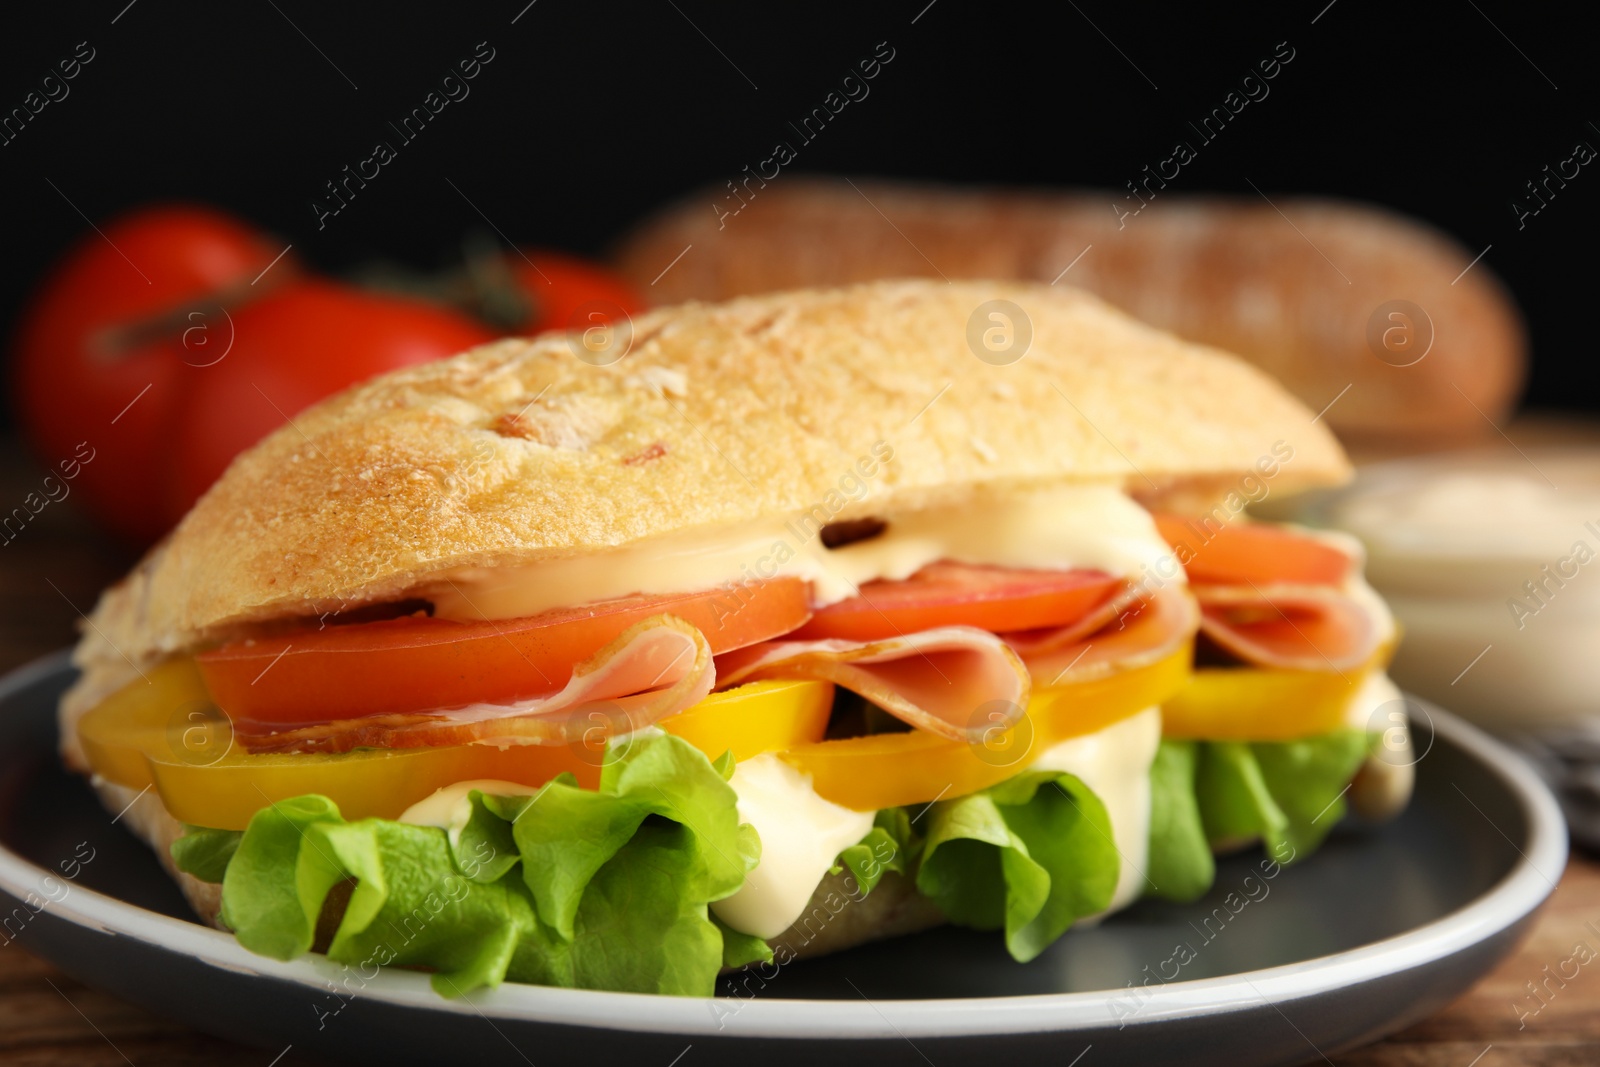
10;205;288;543
509;250;648;336
10;205;494;542
166;279;493;515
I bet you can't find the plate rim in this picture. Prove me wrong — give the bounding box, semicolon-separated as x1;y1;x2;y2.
0;651;1567;1041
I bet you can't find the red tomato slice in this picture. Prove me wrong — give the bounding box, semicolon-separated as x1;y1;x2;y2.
789;562;1124;642
198;579;811;730
1153;515;1351;587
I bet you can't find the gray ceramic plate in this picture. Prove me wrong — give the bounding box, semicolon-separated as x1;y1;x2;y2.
0;653;1566;1066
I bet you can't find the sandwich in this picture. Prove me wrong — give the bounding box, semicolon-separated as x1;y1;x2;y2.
59;280;1408;998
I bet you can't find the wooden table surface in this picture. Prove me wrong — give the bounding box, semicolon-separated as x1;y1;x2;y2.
0;439;1595;1066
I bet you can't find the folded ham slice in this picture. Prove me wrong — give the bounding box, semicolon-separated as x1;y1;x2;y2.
715;626;1031;743
237;615;715;754
1148;516;1383;673
1193;583;1380;674
1003;580;1148;658
1008;581;1199;686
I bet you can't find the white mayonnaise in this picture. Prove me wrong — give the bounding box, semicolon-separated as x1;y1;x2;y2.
709;754;875;940
429;484;1176;620
1323;448;1600;729
1026;705;1163;916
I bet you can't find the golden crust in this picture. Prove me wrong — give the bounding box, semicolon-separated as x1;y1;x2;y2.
71;280;1348;689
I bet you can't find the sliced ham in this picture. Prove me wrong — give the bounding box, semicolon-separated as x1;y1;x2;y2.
237;615;715;754
1009;582;1199;687
1148;514;1382;672
1193;583;1381;674
715;626;1031;744
1001;581;1147;658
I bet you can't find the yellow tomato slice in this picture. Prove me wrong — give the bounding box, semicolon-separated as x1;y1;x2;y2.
781;644;1193;811
77;658;832;830
1161;666;1364;741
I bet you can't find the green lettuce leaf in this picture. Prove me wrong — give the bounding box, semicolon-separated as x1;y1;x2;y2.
915;772;1117;963
836;807;920;896
511;818;728;994
178;730;760;997
170;826;242;884
1144;740;1214;902
713;915;774;969
308;814;540;995
1193;730;1371;863
218;794;345;960
453;792;520;884
484;729;755;942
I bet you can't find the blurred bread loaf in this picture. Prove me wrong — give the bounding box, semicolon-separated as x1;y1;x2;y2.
614;179;1526;441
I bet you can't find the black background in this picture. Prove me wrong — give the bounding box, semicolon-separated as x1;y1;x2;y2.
2;0;1595;423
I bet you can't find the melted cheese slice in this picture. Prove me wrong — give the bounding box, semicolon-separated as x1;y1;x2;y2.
430;484;1176;620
